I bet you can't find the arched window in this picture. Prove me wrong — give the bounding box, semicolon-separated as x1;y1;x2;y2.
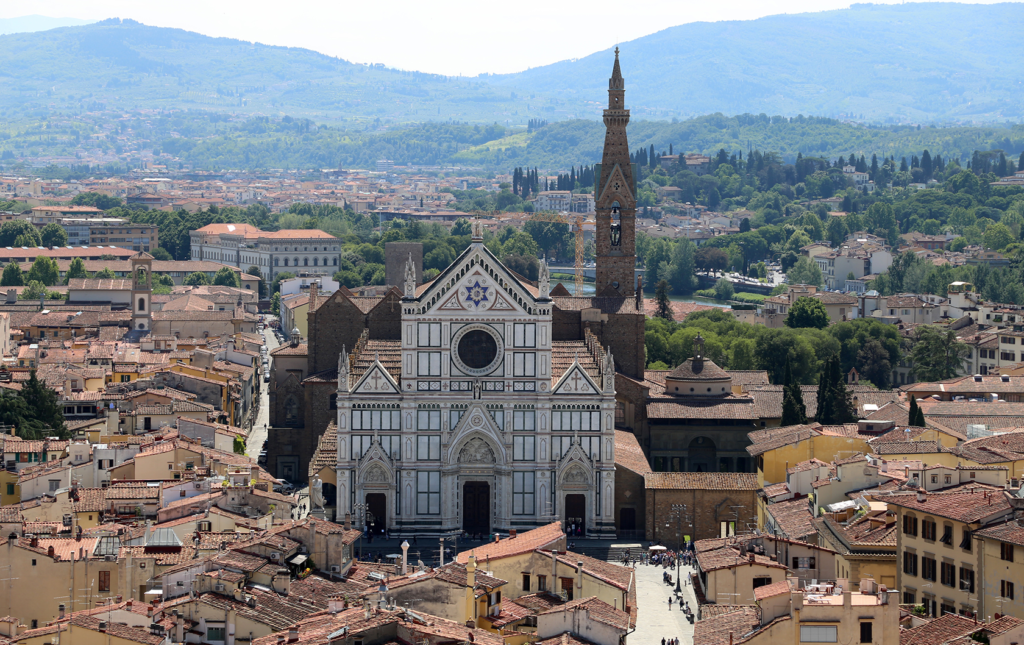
293;257;299;267
324;257;329;266
333;258;338;266
138;298;146;312
274;258;279;266
304;258;309;266
285;396;299;427
313;258;318;266
283;258;289;266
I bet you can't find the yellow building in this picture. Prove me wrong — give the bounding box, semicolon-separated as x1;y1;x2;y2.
0;469;20;505
696;577;899;645
975;516;1024;621
747;423;871;487
889;486;1012;619
813;508;897;589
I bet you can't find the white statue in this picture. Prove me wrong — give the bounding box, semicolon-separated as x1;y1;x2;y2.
403;253;417;298
337;346;349;393
311;474;326;510
471;219;484;241
603;348;616;394
538;256;551;300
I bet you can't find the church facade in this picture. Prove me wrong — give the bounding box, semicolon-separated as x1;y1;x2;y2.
327;52;641;539
333;224;617;538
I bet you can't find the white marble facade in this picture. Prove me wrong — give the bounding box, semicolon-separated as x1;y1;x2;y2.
335;229;617;538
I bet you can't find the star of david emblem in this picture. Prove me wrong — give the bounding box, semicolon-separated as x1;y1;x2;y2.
465;281;489;307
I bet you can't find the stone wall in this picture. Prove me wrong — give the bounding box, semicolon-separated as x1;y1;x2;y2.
614;465;645;536
644;486;757;544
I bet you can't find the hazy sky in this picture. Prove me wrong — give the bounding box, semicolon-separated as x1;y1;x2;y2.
2;0;1011;76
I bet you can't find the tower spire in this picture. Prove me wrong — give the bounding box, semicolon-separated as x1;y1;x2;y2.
610;47;623;91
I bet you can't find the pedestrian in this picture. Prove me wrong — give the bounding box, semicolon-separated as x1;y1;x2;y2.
662;638;666;645
668;596;672;611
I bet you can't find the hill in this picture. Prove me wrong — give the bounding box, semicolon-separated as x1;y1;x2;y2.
481;2;1024;123
0;5;1023;123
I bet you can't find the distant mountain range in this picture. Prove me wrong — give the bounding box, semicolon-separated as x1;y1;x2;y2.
1;4;1023;123
0;15;93;35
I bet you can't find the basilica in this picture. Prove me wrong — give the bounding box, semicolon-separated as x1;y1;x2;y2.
325;51;640;538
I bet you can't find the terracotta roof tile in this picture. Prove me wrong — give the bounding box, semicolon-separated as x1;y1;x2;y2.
455;522;563;564
644;472;758;490
614;430;650;475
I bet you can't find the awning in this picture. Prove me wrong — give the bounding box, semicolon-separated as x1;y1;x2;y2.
288;554;308;566
649;545;667;551
144;589;164;595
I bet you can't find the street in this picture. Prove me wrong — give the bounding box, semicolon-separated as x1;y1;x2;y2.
630;558;698;645
246;322;280;460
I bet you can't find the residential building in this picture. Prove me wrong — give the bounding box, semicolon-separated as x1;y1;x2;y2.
189;224;340;281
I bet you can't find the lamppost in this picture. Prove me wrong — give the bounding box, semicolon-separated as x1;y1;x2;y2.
670;504;689;594
353;502;368;560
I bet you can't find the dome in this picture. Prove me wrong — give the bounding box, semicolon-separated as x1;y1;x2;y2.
664;334;732;397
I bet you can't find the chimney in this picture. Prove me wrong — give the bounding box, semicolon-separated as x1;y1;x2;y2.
58;604;65;620
174;611;183;643
401;540;410;575
47;546;54;558
576;560;584;591
363;599;372;621
466;556;478;627
287;627;298;643
917;490;927;503
343;513;351;530
276;635;284;645
494;533;500;543
98;622;107;633
509;529;517;539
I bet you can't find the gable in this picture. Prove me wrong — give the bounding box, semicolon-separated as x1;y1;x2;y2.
413;245;541;316
352;363;399;395
597;163;635;206
552;363;600;396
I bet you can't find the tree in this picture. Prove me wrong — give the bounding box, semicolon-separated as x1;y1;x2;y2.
781;360;806;426
71;192;123;210
695;247;728;273
19;370;67;438
739;218;751;233
786;257;824;287
817;355;855;424
271;292;281;316
247;266;266;299
64;257;88;284
913;405;926;428
272;272;295;294
153;274;175;295
450;218;472;236
0;262;23;287
908;395;921;428
20;281;47;301
856;339;892;389
26;256;59;286
151;247;173;261
654;280;673;320
911;327;970;381
983;223;1014;251
0;220;41;247
703;275;730;300
184;271;211;286
213;267;241;288
93;267;116;279
786;296;829;329
40;223;68;247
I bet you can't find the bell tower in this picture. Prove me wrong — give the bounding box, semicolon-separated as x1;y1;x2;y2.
130;251;153;333
595;48;636;298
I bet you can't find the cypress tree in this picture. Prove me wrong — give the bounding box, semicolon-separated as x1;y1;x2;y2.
914;406;926;428
816;359;835;424
908;396;919;427
830;357;856;423
781;360;805;425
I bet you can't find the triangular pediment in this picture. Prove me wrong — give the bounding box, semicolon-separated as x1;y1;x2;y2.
597;163;635;206
425;264;529;316
552;362;601;396
352;362;399;395
414;245;539;315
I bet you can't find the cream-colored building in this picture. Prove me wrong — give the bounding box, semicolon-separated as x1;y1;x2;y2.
889;486;1012;618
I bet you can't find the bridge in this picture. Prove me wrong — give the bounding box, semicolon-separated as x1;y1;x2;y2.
548;266;645;281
